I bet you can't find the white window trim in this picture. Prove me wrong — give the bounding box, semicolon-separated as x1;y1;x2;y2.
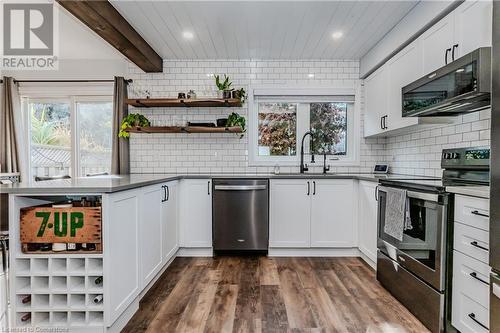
23;93;113;180
248;85;361;167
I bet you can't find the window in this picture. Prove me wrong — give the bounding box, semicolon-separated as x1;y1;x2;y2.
249;88;359;166
25;97;113;180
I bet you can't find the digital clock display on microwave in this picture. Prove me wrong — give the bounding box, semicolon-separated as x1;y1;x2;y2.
465;149;490;160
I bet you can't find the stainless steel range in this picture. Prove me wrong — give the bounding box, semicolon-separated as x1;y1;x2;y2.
376;147;490;333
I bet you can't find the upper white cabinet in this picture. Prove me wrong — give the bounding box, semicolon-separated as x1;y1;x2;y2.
270;179;355;248
364;66;389;137
358;181;378;264
363;0;492;138
453;0;492;60
179;179;212;248
310;180;355;247
421;13;455;74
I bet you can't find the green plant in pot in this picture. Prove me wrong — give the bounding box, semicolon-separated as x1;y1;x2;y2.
226;112;246;138
215;74;233;99
118;113;151;138
232;88;246;103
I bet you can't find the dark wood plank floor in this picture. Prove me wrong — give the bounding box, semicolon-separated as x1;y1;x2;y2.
122;257;430;333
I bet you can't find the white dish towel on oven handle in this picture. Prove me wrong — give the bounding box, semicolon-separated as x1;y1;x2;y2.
383;187;407;241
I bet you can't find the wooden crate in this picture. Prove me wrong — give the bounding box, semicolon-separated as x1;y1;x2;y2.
20;204;102;254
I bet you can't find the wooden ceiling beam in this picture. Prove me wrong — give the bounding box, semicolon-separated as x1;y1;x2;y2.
56;0;162;72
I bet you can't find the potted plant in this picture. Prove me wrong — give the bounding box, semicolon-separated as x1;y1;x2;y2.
232;88;246;103
226;112;246;138
215;74;233;99
118;113;151;138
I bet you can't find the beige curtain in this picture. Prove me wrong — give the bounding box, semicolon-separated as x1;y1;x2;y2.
0;77;21;176
111;77;130;175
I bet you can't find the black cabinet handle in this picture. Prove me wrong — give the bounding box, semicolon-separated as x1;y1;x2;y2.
452;44;459;61
468;313;488;330
380;116;384;130
161;185;166;202
307;181;310;196
208;181;210;195
469;271;489;285
384;115;388;129
470;241;488;251
375;185;379;201
471;210;489;218
313;181;316;195
166;185;170;201
445;48;451;64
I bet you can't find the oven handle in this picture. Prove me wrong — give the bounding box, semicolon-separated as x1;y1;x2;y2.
378;186;440;203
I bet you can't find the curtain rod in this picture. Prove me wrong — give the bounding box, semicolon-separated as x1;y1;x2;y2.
0;79;132;84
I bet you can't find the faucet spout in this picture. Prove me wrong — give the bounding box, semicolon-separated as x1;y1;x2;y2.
300;131;315;173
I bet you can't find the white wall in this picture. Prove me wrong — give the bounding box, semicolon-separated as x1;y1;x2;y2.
127;60;386;174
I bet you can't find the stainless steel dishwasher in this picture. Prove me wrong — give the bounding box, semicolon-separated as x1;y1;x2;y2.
212;179;269;253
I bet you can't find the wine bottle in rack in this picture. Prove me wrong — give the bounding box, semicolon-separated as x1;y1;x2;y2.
21;295;31;304
93;295;103;304
94;276;103;285
20;313;31;322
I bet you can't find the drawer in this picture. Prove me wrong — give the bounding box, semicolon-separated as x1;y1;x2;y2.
452;292;489;333
453;250;490;307
454;222;489;264
455;195;489;231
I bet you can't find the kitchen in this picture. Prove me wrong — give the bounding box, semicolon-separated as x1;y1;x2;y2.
0;0;498;332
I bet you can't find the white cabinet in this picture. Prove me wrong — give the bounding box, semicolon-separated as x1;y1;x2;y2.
269;180;311;247
364;66;389;137
386;41;422;131
105;188;141;325
310;180;355;247
269;179;356;248
358;181;378;263
453;0;492;61
162;181;179;261
421;13;455;74
139;184;164;288
179;179;212;247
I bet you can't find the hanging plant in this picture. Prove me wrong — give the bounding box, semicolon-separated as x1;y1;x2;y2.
226;112;246;138
118;113;151;138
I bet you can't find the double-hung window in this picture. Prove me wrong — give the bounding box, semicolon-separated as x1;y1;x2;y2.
249;87;359;166
21;84;114;180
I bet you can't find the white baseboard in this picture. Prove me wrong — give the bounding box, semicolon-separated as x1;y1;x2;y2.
358;251;377;270
268;247;360;257
107;298;139;333
177;247;213;257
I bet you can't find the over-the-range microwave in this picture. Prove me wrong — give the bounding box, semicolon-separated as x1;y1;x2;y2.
402;47;491;117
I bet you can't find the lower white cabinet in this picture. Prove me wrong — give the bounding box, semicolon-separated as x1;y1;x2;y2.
162;181;179;262
270;180;311;247
179;179;212;247
270;179;355;248
105;188;141;325
310;180;355;247
358;181;378;262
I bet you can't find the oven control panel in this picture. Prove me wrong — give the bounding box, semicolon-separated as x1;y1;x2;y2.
441;146;490;169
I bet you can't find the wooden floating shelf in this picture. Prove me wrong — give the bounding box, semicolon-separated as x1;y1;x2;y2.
126;98;242;108
125;126;243;134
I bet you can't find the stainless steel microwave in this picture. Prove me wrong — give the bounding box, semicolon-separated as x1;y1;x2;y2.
402;47;491;117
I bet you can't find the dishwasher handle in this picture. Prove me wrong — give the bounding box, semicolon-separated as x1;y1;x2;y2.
214;185;267;191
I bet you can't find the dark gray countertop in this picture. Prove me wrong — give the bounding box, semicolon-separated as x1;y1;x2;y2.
0;173;433;195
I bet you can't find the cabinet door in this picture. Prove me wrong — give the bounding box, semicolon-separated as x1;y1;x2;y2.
140;185;163;288
269;180;311;247
310;179;355;247
421;13;455;73
105;189;140;325
358;181;378;262
364;66;388;137
162;181;179;262
179;179;212;247
387;41;421;131
453;0;492;59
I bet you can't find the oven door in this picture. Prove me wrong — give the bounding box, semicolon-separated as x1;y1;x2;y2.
377;186;448;291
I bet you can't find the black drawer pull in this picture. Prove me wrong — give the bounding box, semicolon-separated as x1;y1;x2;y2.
471;210;489;218
468;313;488;330
470;272;489;285
470;241;488;251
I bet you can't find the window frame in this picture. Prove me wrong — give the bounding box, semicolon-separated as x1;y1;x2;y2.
24;95;113;180
248;86;361;167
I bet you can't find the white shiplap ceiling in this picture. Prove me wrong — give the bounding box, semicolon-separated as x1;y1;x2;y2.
110;1;419;60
